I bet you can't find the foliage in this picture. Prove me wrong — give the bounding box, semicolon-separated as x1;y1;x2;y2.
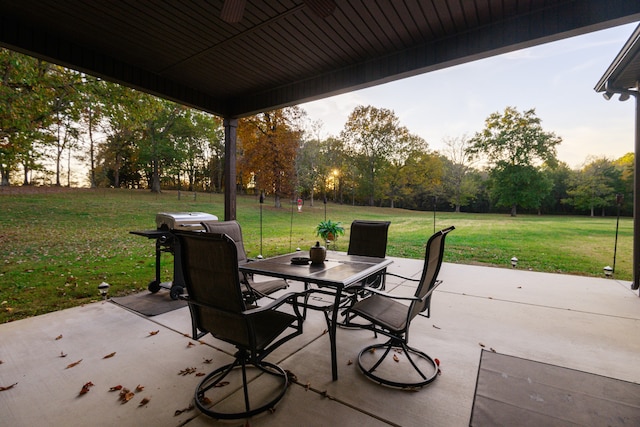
440;135;478;212
0;49;57;186
237;107;305;206
564;157;620;216
315;219;345;241
341;105;422;206
468;106;562;216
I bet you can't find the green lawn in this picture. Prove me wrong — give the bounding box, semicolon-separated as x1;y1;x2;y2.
0;187;632;323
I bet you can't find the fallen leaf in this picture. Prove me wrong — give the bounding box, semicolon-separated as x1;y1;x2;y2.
393;354;400;362
148;330;159;336
118;387;131;402
135;384;144;392
109;385;123;391
269;407;276;414
434;358;440;366
432;324;441;329
199;396;212;405
490;348;496;353
347;359;353;366
103;352;116;359
78;381;94;396
178;367;197;376
186;342;195;348
203;358;213;364
174;404;194;416
285;370;297;382
138;397;150;407
59;351;67;358
0;383;18;391
121;391;135;404
213;381;230;388
55;334;63;340
195;372;205;377
479;343;485;348
66;359;83;369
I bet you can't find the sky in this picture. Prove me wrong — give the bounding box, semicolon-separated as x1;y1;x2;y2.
299;22;639;170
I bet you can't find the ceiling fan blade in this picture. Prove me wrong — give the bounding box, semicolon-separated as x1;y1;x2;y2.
221;0;246;23
305;0;336;18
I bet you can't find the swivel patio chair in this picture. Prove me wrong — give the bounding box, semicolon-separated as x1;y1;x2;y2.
201;220;288;304
174;230;304;419
337;220;391;324
346;225;454;389
347;219;391;290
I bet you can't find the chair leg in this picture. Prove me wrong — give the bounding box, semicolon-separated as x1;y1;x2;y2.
357;339;439;389
195;353;289;419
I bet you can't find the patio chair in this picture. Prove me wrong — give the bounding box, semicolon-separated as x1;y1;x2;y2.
347;219;391;290
346;225;454;389
174;230;304;419
337;220;391;324
201;220;288;304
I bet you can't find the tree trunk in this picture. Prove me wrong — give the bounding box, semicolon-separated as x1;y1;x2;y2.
88;106;96;188
510;204;517;217
1;168;9;186
151;158;161;193
114;152;121;188
455;204;461;213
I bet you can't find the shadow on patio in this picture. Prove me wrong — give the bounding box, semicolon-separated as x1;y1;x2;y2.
1;257;639;426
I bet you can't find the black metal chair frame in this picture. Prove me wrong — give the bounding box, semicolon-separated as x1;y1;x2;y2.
174;231;304;419
201;220;289;305
345;226;454;389
335;220;391;325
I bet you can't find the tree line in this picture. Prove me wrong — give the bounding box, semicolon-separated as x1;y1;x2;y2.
1;48;633;217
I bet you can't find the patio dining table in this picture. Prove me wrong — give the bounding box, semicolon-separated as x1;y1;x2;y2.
239;252;393;381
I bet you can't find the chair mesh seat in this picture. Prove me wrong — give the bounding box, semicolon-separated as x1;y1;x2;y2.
351;295;407;333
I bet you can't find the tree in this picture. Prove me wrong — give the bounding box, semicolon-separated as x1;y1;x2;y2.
0;49;56;186
539;161;572;214
96;82;146;188
341;105;415;206
238;107;304;207
467;106;561;216
47;66;83;186
564;157;619;216
441;135;478;212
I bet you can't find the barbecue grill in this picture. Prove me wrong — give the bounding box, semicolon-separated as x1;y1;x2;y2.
131;212;218;299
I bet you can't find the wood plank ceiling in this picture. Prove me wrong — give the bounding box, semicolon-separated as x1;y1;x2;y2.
1;0;640;118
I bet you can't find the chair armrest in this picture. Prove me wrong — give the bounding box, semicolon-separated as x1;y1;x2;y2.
362;279;443;302
242;291;304;315
385;272;420;282
181;291;304;316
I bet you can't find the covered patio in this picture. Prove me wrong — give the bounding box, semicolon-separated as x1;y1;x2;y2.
2;258;639;426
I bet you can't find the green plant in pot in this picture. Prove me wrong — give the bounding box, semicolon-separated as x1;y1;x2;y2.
315;220;345;245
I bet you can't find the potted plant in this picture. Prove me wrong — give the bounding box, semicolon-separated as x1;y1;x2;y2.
315;219;345;243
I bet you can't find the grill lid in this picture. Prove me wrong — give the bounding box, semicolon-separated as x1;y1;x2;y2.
156;212;218;230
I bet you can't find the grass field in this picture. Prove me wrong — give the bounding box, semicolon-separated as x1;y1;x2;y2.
0;187;633;323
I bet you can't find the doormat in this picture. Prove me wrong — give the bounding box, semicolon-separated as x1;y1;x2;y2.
470;349;640;426
110;291;187;316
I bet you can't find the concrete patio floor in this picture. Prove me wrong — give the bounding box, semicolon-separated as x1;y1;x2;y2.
1;258;639;426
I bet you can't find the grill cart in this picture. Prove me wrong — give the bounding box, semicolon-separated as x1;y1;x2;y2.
130;212;218;299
